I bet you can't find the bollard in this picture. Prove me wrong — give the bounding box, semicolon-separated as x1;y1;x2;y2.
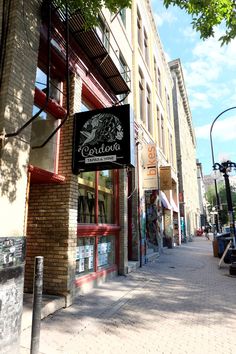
30;256;44;354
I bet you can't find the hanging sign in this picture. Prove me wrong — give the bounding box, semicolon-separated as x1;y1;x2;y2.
142;144;158;189
72;104;134;173
160;166;172;190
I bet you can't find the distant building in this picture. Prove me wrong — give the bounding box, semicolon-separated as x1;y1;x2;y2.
169;59;200;239
196;160;207;227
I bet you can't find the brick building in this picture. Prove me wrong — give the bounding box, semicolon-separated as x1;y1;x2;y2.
0;1;133;352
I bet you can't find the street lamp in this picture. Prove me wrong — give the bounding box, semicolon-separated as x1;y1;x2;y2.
210;106;236;233
213;161;236;247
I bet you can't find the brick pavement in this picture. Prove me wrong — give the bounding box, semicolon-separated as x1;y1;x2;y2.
20;237;236;354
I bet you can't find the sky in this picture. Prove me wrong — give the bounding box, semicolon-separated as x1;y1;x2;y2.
151;1;236;176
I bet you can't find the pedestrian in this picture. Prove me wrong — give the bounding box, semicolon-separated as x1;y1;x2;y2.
204;225;210;240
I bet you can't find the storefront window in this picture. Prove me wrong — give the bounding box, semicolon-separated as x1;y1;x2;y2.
98;170;114;224
97;235;115;269
76;237;95;275
78;170;115;224
29;107;59;172
78;172;96;223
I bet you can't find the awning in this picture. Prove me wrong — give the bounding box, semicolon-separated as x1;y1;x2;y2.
171;198;179;213
160;191;171;210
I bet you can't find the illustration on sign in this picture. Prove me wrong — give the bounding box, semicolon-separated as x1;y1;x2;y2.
72;104;134;173
79;112;124;163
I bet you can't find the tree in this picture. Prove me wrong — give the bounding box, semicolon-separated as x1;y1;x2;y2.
163;0;236;45
205;181;236;225
58;0;131;27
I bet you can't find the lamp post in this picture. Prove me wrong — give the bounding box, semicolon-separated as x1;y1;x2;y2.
213;161;236;247
210;106;236;233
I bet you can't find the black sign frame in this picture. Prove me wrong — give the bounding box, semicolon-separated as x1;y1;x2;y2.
72;104;134;173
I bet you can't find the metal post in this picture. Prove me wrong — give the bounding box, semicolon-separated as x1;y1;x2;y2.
30;256;44;354
209;107;236;233
223;172;236;247
213;179;220;233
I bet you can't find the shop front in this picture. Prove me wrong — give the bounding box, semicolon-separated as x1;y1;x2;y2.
73;104;135;290
75;169;120;290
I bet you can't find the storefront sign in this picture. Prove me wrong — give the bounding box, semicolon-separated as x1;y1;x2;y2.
160;166;172;190
72;104;134;173
142;144;158;189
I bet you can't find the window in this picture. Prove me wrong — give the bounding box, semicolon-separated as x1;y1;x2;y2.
96;16;110;51
137;8;142;50
35;68;61;103
169;132;174;165
146;85;152;133
76;234;116;276
98;170;114;224
119;8;126;26
98;235;115;269
158;68;162;98
144;29;149;66
139;69;145;123
161;114;165;154
78;171;96;223
165;89;171;121
119;53;128;82
78;170;115;224
29;67;63;173
157;105;161;145
29;107;60;172
154;57;158;89
76;237;95;274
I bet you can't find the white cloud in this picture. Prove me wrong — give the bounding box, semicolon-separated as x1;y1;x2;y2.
195;115;236;141
153;10;177;28
181;27;198;42
181;29;236;113
184;60;220;88
189;91;212;109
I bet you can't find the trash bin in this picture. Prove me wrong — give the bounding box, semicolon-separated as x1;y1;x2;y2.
215;233;231;263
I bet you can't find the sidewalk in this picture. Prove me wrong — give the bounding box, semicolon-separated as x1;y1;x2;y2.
20;237;236;354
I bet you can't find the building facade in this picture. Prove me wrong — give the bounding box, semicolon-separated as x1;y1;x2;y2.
131;0;179;257
197;160;208;227
0;1;202;352
169;59;200;240
0;1;133;352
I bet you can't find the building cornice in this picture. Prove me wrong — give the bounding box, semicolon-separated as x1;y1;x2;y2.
169;58;196;146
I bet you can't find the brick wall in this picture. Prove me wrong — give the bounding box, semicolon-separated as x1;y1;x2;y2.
25;74;82;305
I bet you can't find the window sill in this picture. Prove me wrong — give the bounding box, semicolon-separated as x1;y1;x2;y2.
29;165;65;184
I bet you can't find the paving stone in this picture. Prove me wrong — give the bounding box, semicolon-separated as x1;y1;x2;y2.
20;237;236;354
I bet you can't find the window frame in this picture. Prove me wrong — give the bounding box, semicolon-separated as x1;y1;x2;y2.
30;65;65;175
119;8;126;27
96;16;110;52
139;69;145;123
144;28;149;66
146;84;152;133
137;8;143;50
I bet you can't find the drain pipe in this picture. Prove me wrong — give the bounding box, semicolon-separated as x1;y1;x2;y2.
136;141;143;267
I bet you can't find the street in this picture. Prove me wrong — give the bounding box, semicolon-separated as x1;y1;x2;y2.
20;237;236;354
